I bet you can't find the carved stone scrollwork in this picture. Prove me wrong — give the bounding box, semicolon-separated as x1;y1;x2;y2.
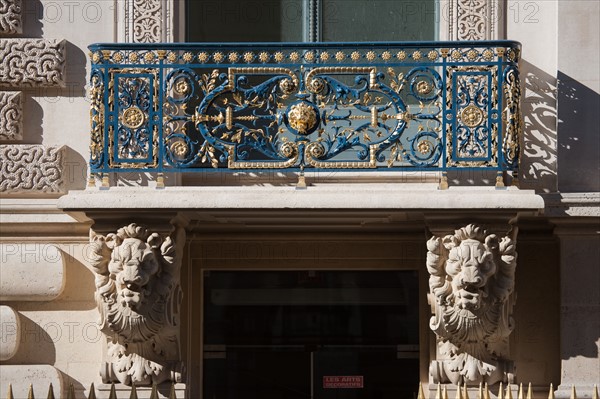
89;223;185;386
0;39;66;88
0;0;22;35
0;91;22;141
426;224;517;385
0;145;65;193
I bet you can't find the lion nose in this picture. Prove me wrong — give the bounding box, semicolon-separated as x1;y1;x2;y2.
461;267;483;287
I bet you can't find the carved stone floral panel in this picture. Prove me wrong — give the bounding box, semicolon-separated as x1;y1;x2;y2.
426;224;517;385
0;39;66;88
0;91;22;141
0;145;66;194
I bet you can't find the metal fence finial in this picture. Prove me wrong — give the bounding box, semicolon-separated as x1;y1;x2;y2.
498;382;505;399
483;383;491;399
67;383;75;399
149;384;159;399
46;383;55;399
526;383;533;399
436;383;443;399
506;383;514;399
87;383;97;399
443;386;449;399
27;384;34;399
463;383;470;399
108;383;117;399
129;384;138;399
548;384;555;399
455;383;462;399
478;382;483;399
6;384;14;399
593;385;598;399
570;386;577;399
417;383;425;399
518;383;524;399
168;383;177;399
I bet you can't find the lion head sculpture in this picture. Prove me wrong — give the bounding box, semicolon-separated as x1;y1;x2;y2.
426;224;517;385
89;223;184;386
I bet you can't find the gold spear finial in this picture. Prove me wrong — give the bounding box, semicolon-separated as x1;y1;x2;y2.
518;383;524;399
108;383;117;399
168;382;177;399
592;385;598;399
46;383;55;399
129;384;138;399
436;383;443;399
87;383;97;399
67;384;75;399
464;383;470;399
570;385;577;399
506;383;514;399
498;382;505;399
6;384;14;399
454;383;462;399
548;384;555;399
443;385;449;399
483;383;491;399
27;384;34;399
149;384;159;399
417;383;425;399
478;383;483;399
526;383;533;399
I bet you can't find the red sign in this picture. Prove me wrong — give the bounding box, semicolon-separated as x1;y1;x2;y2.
323;376;364;389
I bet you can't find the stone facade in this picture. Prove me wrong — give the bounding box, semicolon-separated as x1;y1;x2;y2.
0;1;598;399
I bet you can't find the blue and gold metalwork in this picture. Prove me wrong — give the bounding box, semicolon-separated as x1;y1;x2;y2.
88;41;522;180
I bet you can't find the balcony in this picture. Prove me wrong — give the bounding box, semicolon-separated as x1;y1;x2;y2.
88;41;522;187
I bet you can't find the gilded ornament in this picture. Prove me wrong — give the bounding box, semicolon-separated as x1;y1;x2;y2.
243;51;254;63
451;50;462;60
417;140;431;154
304;51;315;62
258;52;270;63
166;52;177;62
428;50;439;61
396;51;407;60
350;51;361;61
170;141;189;158
307;142;325;158
213;52;224;63
416;80;432;95
228;52;239;63
274;52;284;63
482;49;494;61
308;77;325;94
335;51;345;61
129;52;139;62
412;50;422;60
174;79;190;95
113;52;123;62
196;52;208;63
320;52;330;61
279;78;296;94
467;49;478;61
381;51;392;61
289;52;300;62
287;102;318;134
460;104;484;128
121;106;145;129
92;52;101;63
143;52;155;62
366;51;376;61
280;142;297;158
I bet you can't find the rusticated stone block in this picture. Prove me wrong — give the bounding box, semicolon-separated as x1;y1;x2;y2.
0;39;66;87
0;0;22;35
0;91;22;140
0;306;20;360
0;145;66;194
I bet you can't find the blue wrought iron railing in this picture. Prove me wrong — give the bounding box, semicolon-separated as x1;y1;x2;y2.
88;41;522;185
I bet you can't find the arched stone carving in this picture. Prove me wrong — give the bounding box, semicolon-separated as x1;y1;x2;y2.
426;224;517;385
89;223;185;386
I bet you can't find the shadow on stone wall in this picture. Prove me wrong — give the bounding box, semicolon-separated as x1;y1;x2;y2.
557;71;600;193
519;60;558;193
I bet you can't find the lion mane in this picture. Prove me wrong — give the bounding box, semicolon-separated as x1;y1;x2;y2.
89;223;183;386
426;224;517;385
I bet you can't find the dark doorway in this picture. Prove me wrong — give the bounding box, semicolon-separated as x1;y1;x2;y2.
203;270;419;398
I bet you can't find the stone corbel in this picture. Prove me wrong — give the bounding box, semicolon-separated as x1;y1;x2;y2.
88;222;186;386
426;223;517;385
